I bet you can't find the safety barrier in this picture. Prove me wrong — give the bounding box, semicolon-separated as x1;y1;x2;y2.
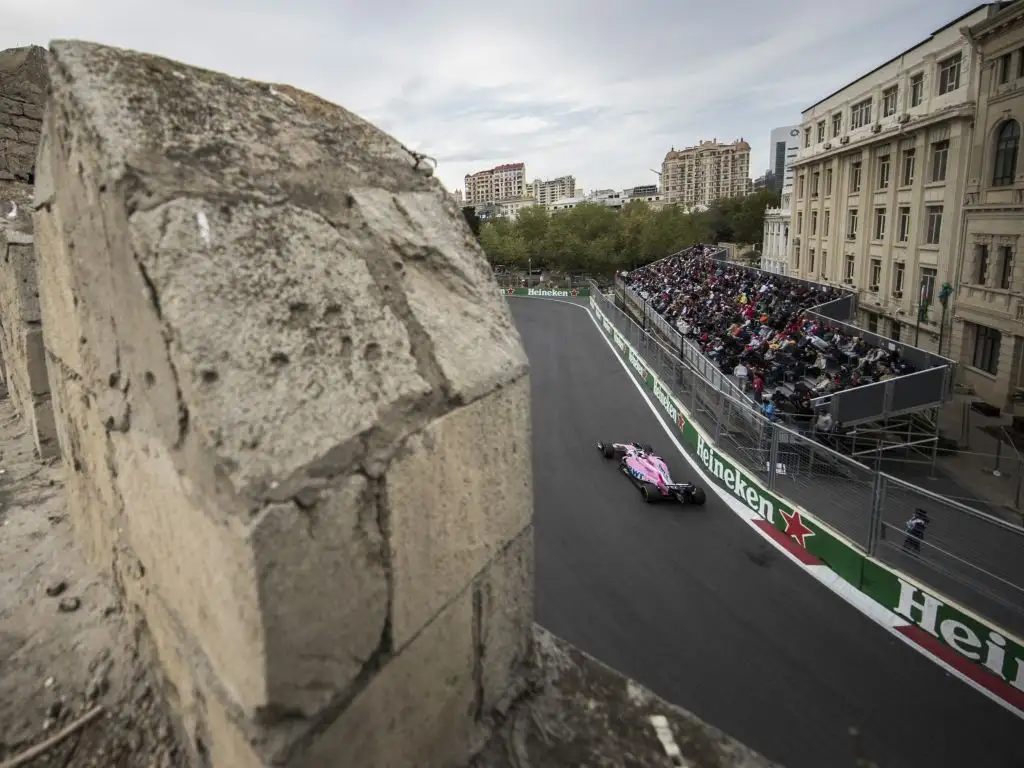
586;283;1024;719
499;286;591;297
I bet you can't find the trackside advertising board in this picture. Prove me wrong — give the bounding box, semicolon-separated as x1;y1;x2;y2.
500;287;591;297
588;299;1024;717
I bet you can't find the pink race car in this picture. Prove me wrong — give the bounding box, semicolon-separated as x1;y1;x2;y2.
596;441;707;506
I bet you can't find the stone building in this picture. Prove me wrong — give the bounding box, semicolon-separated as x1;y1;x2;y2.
787;3;1000;348
955;0;1024;416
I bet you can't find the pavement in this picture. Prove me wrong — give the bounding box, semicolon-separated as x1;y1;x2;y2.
509;296;1024;768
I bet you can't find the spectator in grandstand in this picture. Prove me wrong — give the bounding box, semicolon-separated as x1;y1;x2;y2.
623;249;920;422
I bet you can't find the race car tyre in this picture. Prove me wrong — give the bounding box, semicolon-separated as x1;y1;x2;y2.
688;487;707;505
640;483;659;503
601;443;615;459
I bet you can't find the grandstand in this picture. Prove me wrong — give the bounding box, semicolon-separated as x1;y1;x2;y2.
616;246;957;451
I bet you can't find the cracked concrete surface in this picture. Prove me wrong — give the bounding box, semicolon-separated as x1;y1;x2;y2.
31;38;532;766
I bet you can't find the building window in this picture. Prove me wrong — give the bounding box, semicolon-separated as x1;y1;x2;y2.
999;246;1014;290
832;113;842;137
882;86;898;117
894;262;906;295
811;210;818;235
797;211;803;233
804;127;811;148
901;149;915;186
998;53;1013;85
850;161;862;192
925;206;943;244
851;99;873;129
937;52;962;95
992;120;1020;187
898;206;911;242
824;209;831;236
919;267;937;318
870;259;882;290
971;323;1001;375
910;73;924;107
867;312;879;333
878;154;890;188
809;248;816;273
817;121;826;143
1020;47;1024;78
874;207;886;240
976;244;990;284
794;243;801;270
931;140;949;182
844;254;855;282
825;167;833;195
847;208;859;239
891;320;902;342
798;174;805;197
811;171;820;196
822;251;828;275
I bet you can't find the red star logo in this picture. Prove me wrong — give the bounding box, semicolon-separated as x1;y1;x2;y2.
677;413;686;430
570;289;579;296
506;288;515;295
781;509;815;548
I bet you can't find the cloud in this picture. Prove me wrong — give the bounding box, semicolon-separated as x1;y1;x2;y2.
1;0;980;193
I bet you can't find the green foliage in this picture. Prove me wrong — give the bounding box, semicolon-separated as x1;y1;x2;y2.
461;206;482;237
476;191;779;275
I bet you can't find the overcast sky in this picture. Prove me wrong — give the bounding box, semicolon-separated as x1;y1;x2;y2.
3;0;983;194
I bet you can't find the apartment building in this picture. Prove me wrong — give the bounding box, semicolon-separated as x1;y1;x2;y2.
787;4;999;349
463;162;526;205
760;126;801;274
954;0;1024;415
528;175;576;206
762;191;792;275
767;125;801;193
661;139;752;209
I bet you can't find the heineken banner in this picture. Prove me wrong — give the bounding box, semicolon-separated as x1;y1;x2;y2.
500;287;590;298
588;301;1024;716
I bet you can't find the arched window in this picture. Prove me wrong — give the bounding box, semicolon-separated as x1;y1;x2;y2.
992;120;1020;186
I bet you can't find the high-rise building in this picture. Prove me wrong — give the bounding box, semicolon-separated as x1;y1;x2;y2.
766;126;800;194
528;175;576;205
464;162;526;206
953;0;1023;416
660;139;751;209
787;2;998;350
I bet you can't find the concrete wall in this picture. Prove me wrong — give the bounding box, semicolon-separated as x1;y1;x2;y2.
0;46;56;458
0;46;46;183
33;40;534;767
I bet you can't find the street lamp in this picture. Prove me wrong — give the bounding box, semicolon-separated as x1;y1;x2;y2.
937;282;953;356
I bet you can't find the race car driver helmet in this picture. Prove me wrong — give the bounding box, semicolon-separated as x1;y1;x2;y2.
630;442;646;453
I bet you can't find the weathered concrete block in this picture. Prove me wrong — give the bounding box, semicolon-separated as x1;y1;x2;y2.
34;38;532;767
0;46;47;183
248;475;389;717
294;586;481;768
386;376;532;648
0;227;57;458
477;525;534;713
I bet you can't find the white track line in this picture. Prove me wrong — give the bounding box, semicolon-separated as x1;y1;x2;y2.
508;295;1024;721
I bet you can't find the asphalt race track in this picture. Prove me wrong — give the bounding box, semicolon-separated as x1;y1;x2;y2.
510;296;1023;768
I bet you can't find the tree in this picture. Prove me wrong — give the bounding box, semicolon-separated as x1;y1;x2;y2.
477;192;774;277
461;206;481;237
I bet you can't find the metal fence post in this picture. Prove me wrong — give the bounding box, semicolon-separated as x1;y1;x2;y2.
768;423;780;491
713;387;724;443
867;450;885;555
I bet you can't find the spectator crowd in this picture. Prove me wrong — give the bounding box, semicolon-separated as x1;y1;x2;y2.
622;247;920;426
